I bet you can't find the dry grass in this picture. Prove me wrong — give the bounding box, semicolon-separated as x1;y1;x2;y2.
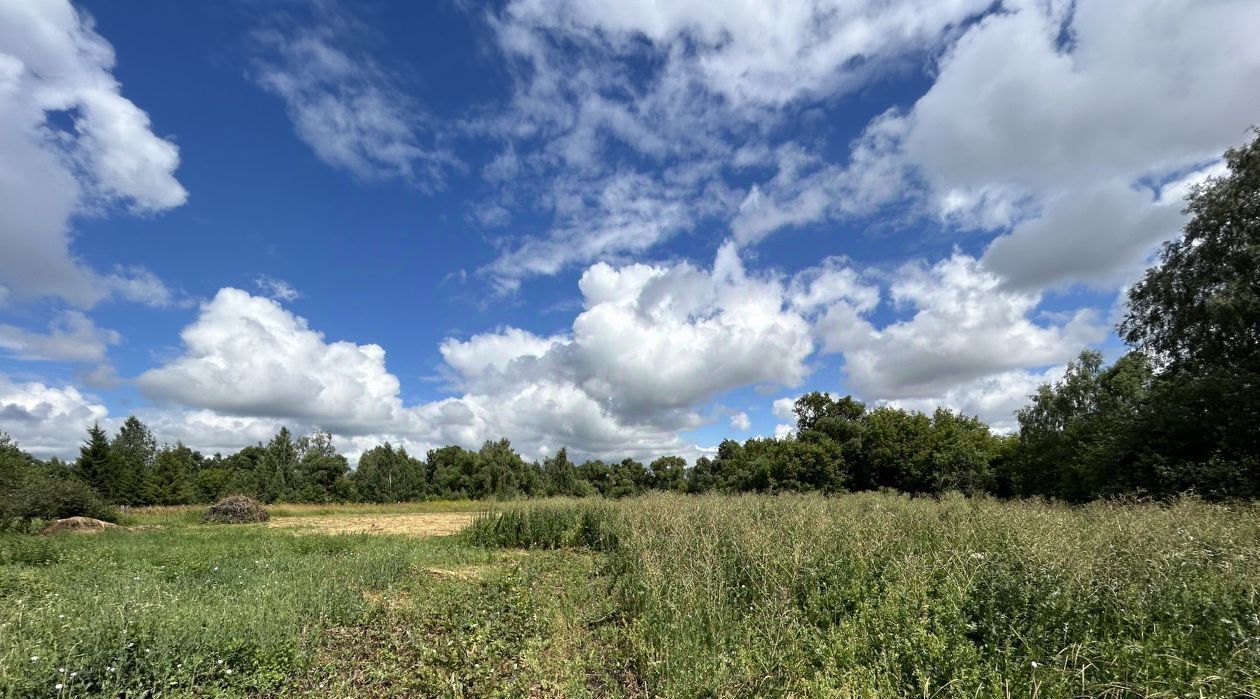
266;511;477;537
117;499;486;527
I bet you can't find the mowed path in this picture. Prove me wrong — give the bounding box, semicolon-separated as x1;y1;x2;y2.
266;511;478;537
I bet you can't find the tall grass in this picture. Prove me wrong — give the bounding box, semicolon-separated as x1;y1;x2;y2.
468;492;1260;697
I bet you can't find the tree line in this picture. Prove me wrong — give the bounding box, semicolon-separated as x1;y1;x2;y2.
2;129;1257;522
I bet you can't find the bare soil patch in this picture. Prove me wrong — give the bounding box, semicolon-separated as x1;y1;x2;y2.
266;512;477;537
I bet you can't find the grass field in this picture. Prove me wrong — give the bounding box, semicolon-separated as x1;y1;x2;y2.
3;494;1259;697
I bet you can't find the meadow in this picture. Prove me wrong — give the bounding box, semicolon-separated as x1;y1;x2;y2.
3;494;1260;697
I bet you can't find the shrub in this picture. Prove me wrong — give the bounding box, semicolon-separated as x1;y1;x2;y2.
1;475;117;527
205;495;270;524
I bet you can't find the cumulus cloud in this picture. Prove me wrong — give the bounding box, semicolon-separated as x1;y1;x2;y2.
0;373;109;457
884;366;1064;433
129;244;815;462
137;289;405;435
729;412;751;431
815;253;1106;402
0;311;120;363
771;397;796;421
440;242;816;457
252;6;452;187
0;0;185;307
802;0;1260;291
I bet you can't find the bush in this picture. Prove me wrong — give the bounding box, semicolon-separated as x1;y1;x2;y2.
205;495;270;524
0;475;117;527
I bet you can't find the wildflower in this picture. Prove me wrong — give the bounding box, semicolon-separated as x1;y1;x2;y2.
70;672;77;678
55;684;64;691
1031;661;1039;668
30;656;39;662
225;669;233;675
59;668;66;673
213;566;219;571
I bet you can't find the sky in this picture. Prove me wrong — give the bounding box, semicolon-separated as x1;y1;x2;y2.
1;0;1258;464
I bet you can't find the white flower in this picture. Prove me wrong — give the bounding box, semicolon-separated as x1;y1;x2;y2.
55;684;63;691
30;656;38;662
225;669;233;675
1031;661;1039;668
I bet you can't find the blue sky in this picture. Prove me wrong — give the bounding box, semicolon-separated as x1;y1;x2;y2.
1;0;1257;461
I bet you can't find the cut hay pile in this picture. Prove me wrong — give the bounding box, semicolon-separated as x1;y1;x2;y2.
40;516;119;535
205;495;269;524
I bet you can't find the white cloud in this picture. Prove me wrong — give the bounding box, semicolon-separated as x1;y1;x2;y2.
477;0;984;287
812;0;1260;291
771;397;796;421
884;366;1064;434
253;9;451;187
0;373;109;458
129;243;815;462
443;242;816;456
484;169;737;291
498;0;989;111
254;276;301;302
137;288;405;435
0;311;120;363
729;412;751;431
816;253;1105;401
0;0;185;307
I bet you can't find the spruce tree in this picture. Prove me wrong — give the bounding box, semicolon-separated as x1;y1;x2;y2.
75;423;114;500
110;416;157;505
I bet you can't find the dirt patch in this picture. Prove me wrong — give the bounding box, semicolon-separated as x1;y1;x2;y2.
266;512;477;537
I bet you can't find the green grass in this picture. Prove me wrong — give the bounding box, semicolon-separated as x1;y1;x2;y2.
0;526;495;697
468;493;1260;697
4;493;1260;697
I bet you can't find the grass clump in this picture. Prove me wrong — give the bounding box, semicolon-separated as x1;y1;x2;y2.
465;499;620;550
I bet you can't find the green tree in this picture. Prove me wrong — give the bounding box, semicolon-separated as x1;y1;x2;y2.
258;427;298;502
649;455;687;492
147;443;198;505
1119;129;1260;493
793;392;865;433
74;423;114;500
543;448;589;496
110;416;157;505
355;443;424;502
294;431;351;502
1;432;35;496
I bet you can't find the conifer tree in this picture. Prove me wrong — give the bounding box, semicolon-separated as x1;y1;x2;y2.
75;423;114;500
